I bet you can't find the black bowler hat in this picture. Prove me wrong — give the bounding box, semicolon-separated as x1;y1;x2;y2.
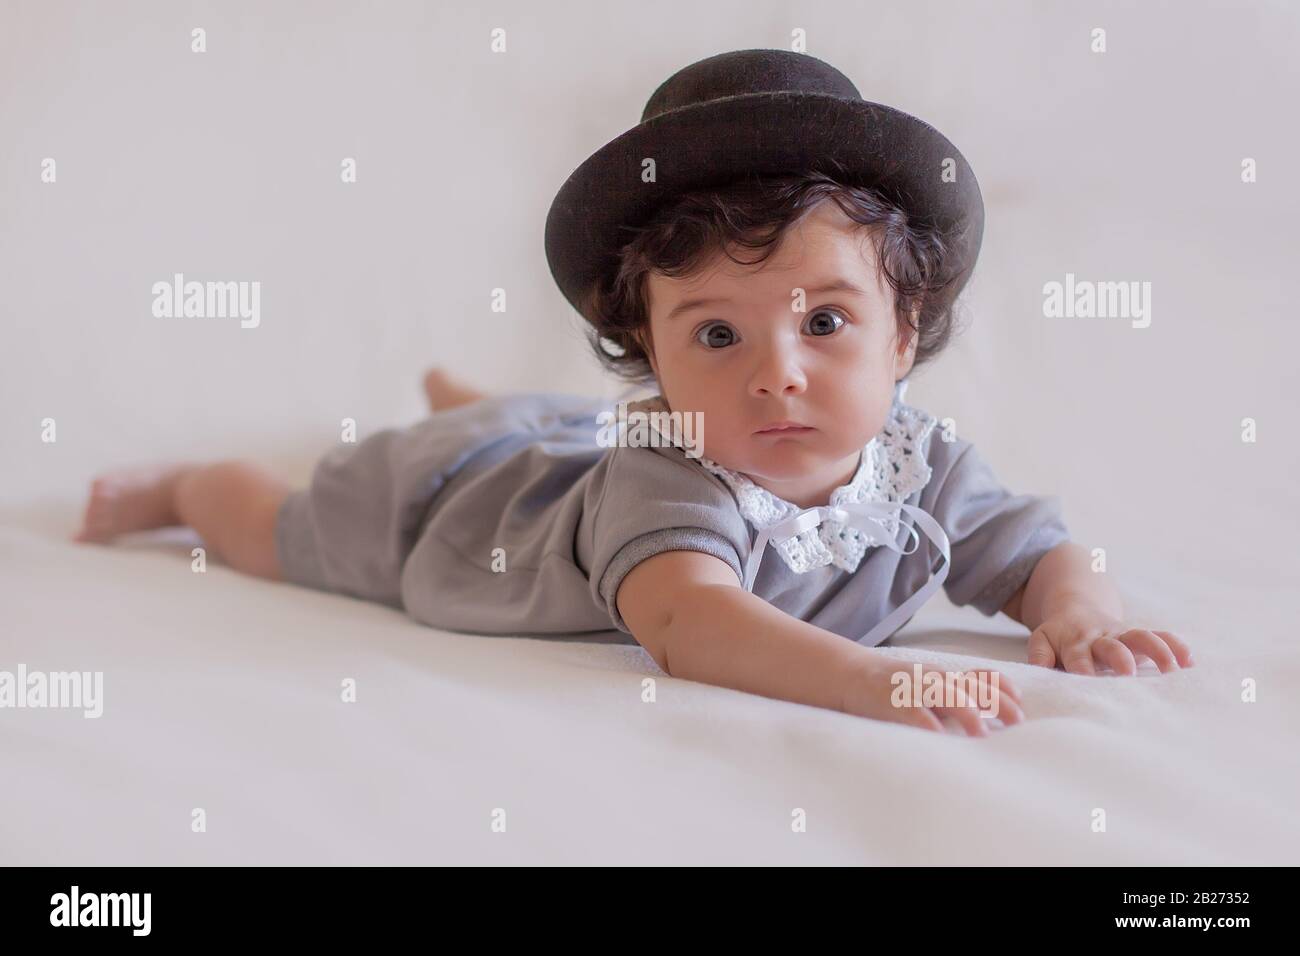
544;48;985;318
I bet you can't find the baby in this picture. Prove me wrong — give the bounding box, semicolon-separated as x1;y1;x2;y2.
74;49;1193;735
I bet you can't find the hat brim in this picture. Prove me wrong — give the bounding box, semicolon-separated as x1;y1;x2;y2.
544;90;984;317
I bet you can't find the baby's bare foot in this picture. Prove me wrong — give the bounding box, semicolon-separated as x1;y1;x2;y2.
73;463;197;543
423;367;488;412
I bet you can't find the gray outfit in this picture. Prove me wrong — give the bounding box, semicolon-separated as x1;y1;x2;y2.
275;392;1069;644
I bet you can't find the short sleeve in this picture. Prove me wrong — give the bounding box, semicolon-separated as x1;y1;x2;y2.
579;443;751;633
923;438;1071;617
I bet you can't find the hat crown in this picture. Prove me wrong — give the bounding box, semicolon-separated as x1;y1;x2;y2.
546;47;984;323
641;49;862;123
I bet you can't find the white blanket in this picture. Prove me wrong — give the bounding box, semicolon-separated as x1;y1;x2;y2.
3;507;1295;865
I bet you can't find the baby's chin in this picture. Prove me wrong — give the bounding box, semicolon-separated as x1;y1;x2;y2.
706;438;854;481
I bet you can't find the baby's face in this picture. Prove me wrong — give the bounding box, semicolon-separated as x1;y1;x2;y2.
643;201;915;508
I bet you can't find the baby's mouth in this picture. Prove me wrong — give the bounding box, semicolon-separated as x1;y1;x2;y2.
754;421;815;436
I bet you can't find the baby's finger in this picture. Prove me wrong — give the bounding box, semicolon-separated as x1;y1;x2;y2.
950;668;1018;707
896;704;943;733
936;684;989;737
1061;642;1097;676
883;679;945;733
1154;630;1195;667
937;668;1018;712
978;669;1021;706
1027;628;1056;669
989;692;1024;727
975;675;1022;723
1117;630;1179;672
1093;636;1138;676
973;670;1020;713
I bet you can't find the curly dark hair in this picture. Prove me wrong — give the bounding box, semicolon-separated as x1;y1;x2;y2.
577;167;970;386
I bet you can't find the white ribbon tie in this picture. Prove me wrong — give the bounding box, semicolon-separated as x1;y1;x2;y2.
741;500;952;646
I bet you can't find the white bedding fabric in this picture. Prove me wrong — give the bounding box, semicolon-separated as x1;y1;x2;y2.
2;505;1296;866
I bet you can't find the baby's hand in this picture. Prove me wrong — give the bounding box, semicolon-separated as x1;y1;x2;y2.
1026;603;1194;675
840;657;1025;736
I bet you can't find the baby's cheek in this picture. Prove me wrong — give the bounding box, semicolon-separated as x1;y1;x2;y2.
839;405;886;443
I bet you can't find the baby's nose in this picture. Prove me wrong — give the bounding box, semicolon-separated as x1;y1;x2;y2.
749;351;808;397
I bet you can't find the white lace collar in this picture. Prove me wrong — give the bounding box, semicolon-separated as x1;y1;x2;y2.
623;380;938;576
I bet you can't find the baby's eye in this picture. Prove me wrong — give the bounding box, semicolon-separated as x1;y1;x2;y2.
696;322;737;349
803;309;845;336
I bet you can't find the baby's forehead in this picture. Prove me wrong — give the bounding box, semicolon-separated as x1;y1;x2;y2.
648;223;887;312
663;201;878;278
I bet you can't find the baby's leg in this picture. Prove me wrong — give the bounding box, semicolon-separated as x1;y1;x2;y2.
74;366;486;578
74;461;289;581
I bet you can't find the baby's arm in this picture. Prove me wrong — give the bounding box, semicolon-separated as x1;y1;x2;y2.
616;550;1022;734
998;541;1194;675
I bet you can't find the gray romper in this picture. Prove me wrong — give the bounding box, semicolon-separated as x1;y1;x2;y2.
274;389;1070;644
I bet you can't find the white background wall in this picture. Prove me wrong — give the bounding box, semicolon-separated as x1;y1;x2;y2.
3;0;1297;605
